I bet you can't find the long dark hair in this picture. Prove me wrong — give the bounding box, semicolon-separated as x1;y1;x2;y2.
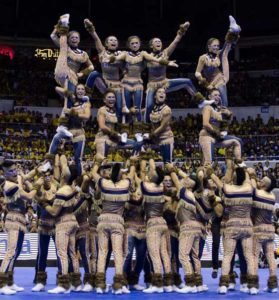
68;165;78;185
111;163;121;183
235;167;246;186
155;166;164;186
189;174;199;192
74;84;85;95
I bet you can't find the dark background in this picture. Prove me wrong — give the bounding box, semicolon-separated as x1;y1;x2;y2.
0;0;278;42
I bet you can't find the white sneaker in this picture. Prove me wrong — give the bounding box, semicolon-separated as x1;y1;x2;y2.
8;283;24;292
143;286;164;293
229;15;241;33
32;283;45;292
130;284;145;291
60;14;70;27
198;99;215;109
197;284;208;292
264;287;278;293
96;287;104;294
177;285;195;294
113;288;122;295
0;286;17;295
135;133;143;142
203;284;209;291
218;285;228;294
240;283;249;293
121;286;130;294
82;283;93;292
48;285;71;294
228;283;236;291
164;285;173;292
143;133;150;140
56;125;73;138
121;132;128;143
172;285;181;292
250;287;259;295
191;286;198;293
72;284;82;292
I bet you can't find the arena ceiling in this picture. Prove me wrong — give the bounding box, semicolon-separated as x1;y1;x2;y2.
0;0;278;44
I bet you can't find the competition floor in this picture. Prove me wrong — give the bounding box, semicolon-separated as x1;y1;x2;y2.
6;268;275;300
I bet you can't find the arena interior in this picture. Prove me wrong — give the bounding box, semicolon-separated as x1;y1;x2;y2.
0;0;279;298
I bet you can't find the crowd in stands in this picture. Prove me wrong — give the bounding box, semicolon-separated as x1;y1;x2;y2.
230;54;279;71
227;73;279;106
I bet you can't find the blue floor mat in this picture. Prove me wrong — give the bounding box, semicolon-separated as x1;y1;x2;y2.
4;267;275;300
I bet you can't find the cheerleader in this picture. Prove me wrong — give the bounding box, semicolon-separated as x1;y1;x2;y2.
84;19;124;120
110;36;178;123
148;88;174;163
0;161;40;295
206;161;258;295
145;22;213;122
51;14;93;137
247;168;278;293
90;155;136;294
48;84;91;176
195;16;241;106
199;88;242;165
